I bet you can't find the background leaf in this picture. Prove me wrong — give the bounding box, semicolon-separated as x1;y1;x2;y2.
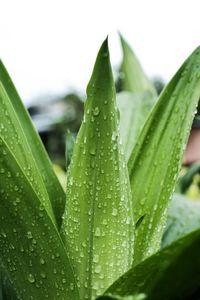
0;61;65;228
128;46;200;265
179;162;200;193
107;229;200;300
61;38;134;299
119;34;156;95
162;193;200;247
117;91;155;160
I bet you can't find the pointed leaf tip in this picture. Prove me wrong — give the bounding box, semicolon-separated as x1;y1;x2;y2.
86;37;113;98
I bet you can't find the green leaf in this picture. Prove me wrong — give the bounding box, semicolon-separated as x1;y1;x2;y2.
0;61;65;228
162;193;200;247
117;91;155;160
65;129;75;169
0;83;56;225
106;229;200;300
0;137;79;299
61;38;134;299
97;293;146;300
128;46;200;265
119;34;156;95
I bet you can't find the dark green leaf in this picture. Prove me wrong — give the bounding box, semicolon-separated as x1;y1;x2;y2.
179;162;200;193
107;229;200;300
0;137;79;299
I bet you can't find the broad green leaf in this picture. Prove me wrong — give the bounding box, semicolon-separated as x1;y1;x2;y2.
106;229;200;300
0;61;65;228
162;193;200;247
119;34;156;95
117;91;155;160
61;38;134;299
0;83;55;225
97;293;146;300
128;46;200;265
0;137;79;299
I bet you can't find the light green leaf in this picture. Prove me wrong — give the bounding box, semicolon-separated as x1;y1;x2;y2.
97;293;146;300
162;193;200;247
61;38;134;299
128;46;200;265
0;137;79;299
0;61;65;228
117;91;155;160
106;229;200;300
119;34;156;95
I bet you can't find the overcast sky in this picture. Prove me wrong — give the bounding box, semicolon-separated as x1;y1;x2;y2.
1;0;200;104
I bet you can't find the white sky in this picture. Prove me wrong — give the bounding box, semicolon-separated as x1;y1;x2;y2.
1;0;200;104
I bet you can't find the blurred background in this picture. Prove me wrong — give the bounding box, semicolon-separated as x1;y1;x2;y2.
1;0;200;197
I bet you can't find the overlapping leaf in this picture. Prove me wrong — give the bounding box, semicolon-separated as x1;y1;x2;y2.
97;293;146;300
106;229;200;300
61;39;134;299
119;34;156;95
0;61;65;228
162;194;200;247
117;91;155;160
128;46;200;265
0;136;79;299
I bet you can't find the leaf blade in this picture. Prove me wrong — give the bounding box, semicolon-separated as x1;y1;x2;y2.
119;34;156;95
162;194;200;247
61;38;134;299
106;228;200;300
128;46;200;265
117;91;155;160
0;61;65;228
0;136;79;299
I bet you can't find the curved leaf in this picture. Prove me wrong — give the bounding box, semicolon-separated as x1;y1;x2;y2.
61;38;134;299
97;293;146;300
162;193;200;247
119;34;156;95
0;83;55;225
0;137;79;299
128;46;200;265
0;61;65;228
117;91;155;160
106;229;200;300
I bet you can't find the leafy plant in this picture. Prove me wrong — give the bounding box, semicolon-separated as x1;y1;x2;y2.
1;33;200;300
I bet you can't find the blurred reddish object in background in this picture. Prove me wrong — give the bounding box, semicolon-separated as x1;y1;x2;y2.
184;128;200;165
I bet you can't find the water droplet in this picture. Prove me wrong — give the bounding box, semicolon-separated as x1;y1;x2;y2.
40;271;47;279
27;231;33;239
90;144;96;155
40;258;45;265
94;227;101;237
27;273;35;283
93;107;100;116
112;208;118;216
